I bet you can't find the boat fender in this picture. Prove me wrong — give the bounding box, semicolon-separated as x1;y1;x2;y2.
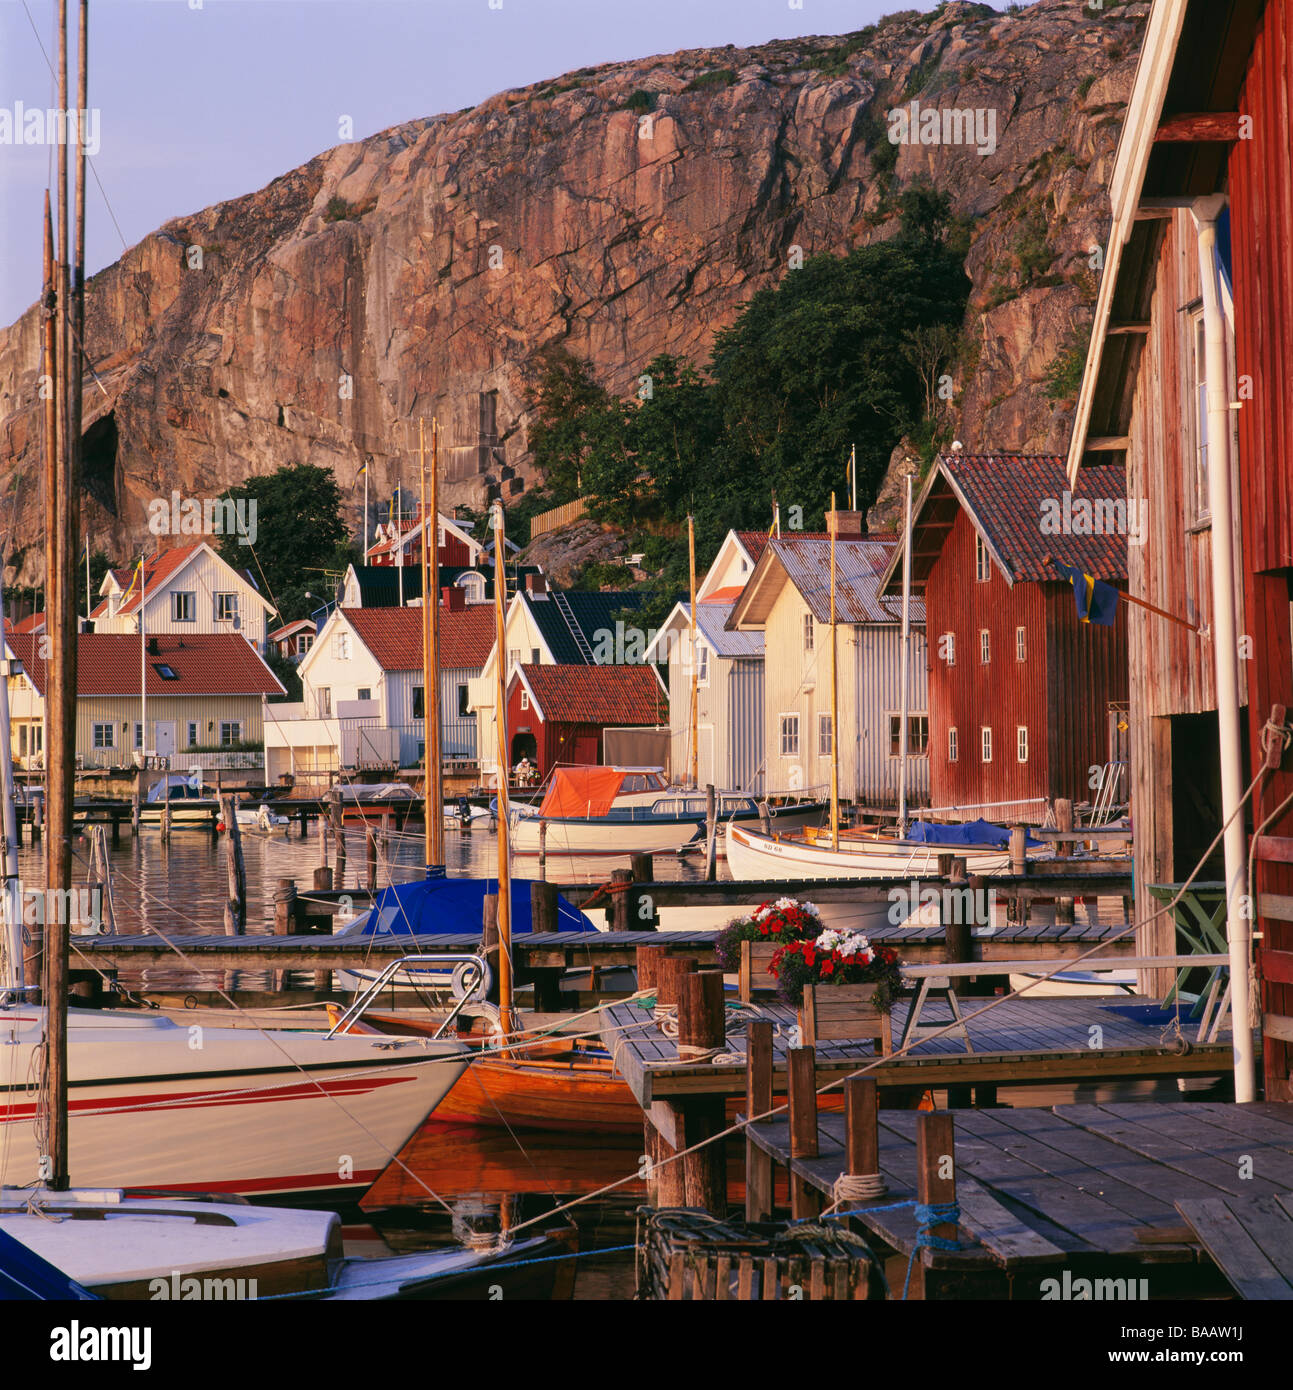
451;958;493;1003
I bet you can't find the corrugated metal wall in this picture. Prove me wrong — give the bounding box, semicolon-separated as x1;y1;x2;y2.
853;626;929;807
728;658;765;793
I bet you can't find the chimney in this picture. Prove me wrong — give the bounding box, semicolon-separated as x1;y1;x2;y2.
825;510;864;538
147;636;160;655
525;572;548;598
441;585;465;612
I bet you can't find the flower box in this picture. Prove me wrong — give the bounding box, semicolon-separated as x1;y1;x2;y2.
799;984;892;1054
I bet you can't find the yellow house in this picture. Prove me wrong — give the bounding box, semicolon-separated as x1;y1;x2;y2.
5;632;284;770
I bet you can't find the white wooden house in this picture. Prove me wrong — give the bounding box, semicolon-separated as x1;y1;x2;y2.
90;541;276;653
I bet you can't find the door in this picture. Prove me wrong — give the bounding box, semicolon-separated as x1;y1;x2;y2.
155;721;176;758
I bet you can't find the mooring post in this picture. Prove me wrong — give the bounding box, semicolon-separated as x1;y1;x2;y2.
655;954;698;1021
272;878;298;993
629;853;657;931
912;1110;958;1300
758;800;771;836
482;892;500;1004
844;1077;882;1193
366;825;378;895
704;784;717;882
313;864;333;893
745;1018;774;1222
330;786;346;888
1054;797;1075;925
110;808;120;847
537;819;547;881
131;776;141;837
787;1046;822;1219
610;867;633;934
32;796;41;844
679;969;727;1214
530;880;563;1012
220;793;246;935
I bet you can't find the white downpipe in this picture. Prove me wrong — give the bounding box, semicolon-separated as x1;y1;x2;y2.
1194;196;1256;1104
897;472;913;833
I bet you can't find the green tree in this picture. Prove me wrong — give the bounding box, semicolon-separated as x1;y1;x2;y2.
214;463;354;623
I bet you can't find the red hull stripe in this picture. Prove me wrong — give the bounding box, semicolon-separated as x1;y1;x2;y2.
1;1072;413;1123
128;1169;383;1196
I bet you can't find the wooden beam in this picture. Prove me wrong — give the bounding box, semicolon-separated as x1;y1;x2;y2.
1154;112;1242;143
1085;436;1132;451
1107;322;1151;335
1260;950;1293;988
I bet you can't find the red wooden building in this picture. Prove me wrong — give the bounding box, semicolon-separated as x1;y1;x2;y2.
1068;0;1293;1095
505;662;667;778
879;454;1128;821
365;509;482;569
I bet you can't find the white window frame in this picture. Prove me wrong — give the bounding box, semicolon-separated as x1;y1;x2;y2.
779;713;800;758
979;629;990;665
948;727;959;763
215;592;239;622
520;689;530;711
817;712;833;757
298;633;314;655
981;726;993;763
219;721;241;747
319;687;332;718
803;613;814;653
943;631;955;666
133;722;143;751
695;642;709;686
187;722;199;748
975;534;991;583
888;713;930;758
1190;308;1212;526
357;687;372;701
1017;725;1029;763
92;722;115;750
1016;625;1026;662
332;629;351;660
171;591;196;623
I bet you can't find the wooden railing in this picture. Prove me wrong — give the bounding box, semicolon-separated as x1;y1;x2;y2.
528;496;590;540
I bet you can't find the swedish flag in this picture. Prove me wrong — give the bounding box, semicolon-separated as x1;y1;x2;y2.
1055;562;1118;626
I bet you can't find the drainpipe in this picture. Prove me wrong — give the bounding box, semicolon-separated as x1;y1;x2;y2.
1193;194;1255;1104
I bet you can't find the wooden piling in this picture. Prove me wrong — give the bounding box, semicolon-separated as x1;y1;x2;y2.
530;880;563;1012
313;864;333;893
131;778;141;837
272;878;297;993
745;1019;774;1222
330;787;346;888
677;970;724;1057
655;954;698;1014
1055;797;1075;925
161;795;171;843
913;1110;958;1299
844;1077;880;1186
32;796;41;844
704;784;717;882
610;867;633;933
758;801;771;836
220;794;246;935
787;1046;822;1219
537;819;547;881
629;853;657;931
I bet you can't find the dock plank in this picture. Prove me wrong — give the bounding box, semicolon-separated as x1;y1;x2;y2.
1175;1196;1293;1300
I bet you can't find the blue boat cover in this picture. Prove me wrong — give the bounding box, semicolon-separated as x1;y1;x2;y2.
0;1227;100;1301
907;819;1043;849
348;876;597;937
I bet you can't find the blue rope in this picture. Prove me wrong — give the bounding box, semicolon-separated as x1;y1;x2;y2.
902;1201;961;1300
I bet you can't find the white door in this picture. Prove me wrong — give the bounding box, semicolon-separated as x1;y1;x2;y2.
155;721;176;758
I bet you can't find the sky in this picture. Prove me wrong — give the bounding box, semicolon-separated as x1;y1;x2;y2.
0;0;944;326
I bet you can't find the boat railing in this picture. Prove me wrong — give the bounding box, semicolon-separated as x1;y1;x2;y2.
327;953;489;1040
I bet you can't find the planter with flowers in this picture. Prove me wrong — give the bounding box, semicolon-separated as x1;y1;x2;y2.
769;929;904;1052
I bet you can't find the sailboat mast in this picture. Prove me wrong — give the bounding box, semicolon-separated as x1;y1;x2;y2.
492;501;514;1030
419;418;443;872
0;582;23;995
687;514;698;790
829;494;840;848
39;189;56;989
897;470;913;834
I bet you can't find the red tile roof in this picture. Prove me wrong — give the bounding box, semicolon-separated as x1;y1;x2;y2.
12;612;45;633
734;532;770;566
7;633;285;697
517;662;665;726
344;606;495;671
268;619;316;643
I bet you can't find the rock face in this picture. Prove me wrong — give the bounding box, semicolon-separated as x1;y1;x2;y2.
0;0;1146;583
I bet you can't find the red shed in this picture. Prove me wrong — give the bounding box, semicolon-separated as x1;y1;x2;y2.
880;454;1128;821
365;509;481;569
505;663;667;779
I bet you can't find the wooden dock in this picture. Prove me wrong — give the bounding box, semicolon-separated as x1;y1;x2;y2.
741;1101;1293;1298
602;993;1236;1105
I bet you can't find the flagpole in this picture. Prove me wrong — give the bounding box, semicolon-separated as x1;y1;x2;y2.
829;493;839;849
139;552;147;762
1042;556;1197;632
898;470;913;834
849;445;857;513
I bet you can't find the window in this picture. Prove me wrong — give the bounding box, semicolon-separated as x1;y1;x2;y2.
17;726;25;757
215;593;238;622
219;722;241;747
1191;310;1211;524
803;613;814;652
133;723;143;751
520;689;530;711
411;686;424;720
298;633;314;655
357;688;372;701
979;630;990;665
92;723;115;749
1016;626;1026;662
975;534;991;583
948;727;959;762
530;648;541;665
695;643;709;686
319;687;332;717
1017;725;1029;763
332;630;351;660
459;573;486;603
818;713;833;757
152;663;178;681
889;714;930;757
943;632;955;666
779;714;800;757
457;684;470;718
171;591;195;622
507;648;520;673
981;727;993;763
187;722;198;748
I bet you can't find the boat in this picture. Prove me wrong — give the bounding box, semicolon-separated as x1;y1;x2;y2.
0;1002;471;1198
727;817;1049;882
509;765;825;858
235;801;290;834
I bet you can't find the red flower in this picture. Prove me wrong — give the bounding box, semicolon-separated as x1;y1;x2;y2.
759;923;769;935
821;961;835;977
804;947;816;966
771;922;782;933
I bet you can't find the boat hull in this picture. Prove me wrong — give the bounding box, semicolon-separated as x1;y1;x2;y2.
0;1007;469;1197
726;823;1019;881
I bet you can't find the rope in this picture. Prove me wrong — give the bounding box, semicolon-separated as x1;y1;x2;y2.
825;1172;887;1214
902;1201;961;1300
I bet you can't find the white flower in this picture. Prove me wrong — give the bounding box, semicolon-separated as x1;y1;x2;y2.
800;901;821;919
774;896;797;911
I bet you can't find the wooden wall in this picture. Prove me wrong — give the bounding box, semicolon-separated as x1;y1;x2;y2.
1230;0;1293;1098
